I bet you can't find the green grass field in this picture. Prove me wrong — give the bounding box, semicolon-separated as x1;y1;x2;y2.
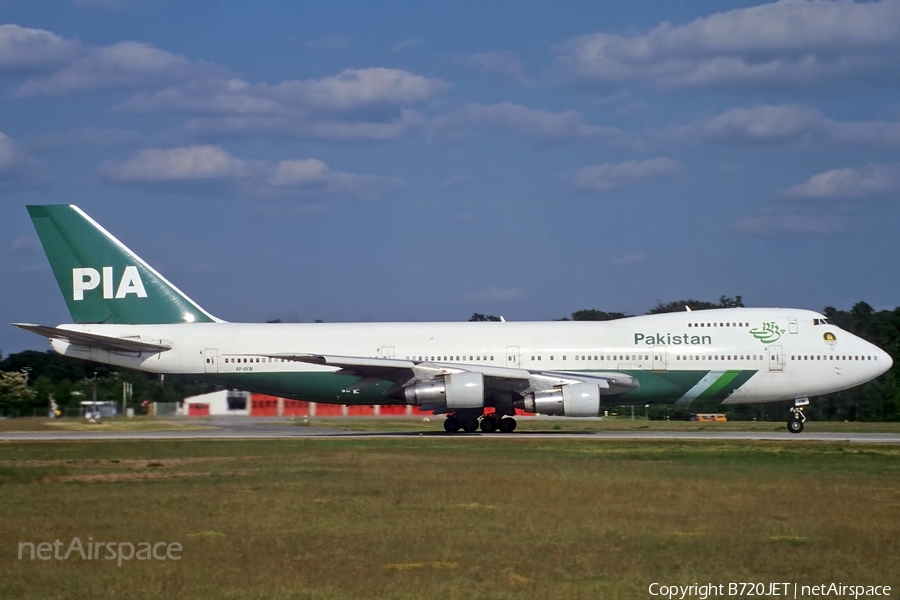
1;438;897;600
301;416;900;434
0;417;213;432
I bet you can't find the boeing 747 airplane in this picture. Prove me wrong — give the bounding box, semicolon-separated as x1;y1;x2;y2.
14;205;893;433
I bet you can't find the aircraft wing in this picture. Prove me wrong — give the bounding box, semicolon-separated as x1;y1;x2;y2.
13;323;172;354
266;353;639;395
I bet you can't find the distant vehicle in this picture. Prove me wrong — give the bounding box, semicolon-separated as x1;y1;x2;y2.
15;205;893;434
694;413;727;422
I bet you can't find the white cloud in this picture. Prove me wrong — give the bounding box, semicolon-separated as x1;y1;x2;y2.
463;286;524;303
1;25;442;142
123;68;446;113
102;145;246;182
559;0;900;88
733;210;842;235
573;158;679;192
0;131;21;170
609;253;647;266
392;39;423;52
120;68;445;141
0;24;78;72
266;158;402;196
457;51;529;84
0;131;43;187
29;127;140;149
101;145;403;198
665;104;900;146
185;109;427;142
780;163;900;199
17;41;211;96
10;236;42;252
434;102;622;143
692;104;825;141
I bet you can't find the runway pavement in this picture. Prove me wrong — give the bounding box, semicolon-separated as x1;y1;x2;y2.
2;417;900;443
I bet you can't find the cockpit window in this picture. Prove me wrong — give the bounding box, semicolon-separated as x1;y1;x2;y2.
813;318;832;326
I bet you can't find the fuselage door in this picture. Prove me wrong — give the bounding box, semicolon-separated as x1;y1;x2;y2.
768;345;784;372
381;346;395;359
652;347;667;372
203;348;218;374
788;317;798;334
506;346;520;368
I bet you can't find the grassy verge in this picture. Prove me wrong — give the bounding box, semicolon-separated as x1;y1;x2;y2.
0;417;213;432
0;438;897;599
303;416;900;434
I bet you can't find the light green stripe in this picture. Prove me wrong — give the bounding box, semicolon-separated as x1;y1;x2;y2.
697;370;741;400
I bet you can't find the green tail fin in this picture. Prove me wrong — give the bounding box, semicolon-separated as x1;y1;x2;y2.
27;205;219;325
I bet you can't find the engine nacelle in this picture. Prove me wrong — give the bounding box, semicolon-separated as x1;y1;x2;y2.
522;383;601;417
404;371;485;409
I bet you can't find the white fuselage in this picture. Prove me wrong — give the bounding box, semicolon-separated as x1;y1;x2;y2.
48;307;891;407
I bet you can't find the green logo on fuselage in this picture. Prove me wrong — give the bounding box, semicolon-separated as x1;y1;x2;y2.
749;322;784;344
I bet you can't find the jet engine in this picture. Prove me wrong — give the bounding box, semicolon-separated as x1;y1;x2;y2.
404;371;485;409
522;382;601;417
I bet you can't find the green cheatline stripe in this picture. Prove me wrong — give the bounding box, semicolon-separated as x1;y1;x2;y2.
696;370;742;401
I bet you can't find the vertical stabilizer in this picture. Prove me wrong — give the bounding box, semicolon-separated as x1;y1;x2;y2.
27;205;219;325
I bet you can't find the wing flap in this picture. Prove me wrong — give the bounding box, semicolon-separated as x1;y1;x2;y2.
13;323;172;354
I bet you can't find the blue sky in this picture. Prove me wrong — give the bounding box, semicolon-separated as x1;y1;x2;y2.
2;0;900;354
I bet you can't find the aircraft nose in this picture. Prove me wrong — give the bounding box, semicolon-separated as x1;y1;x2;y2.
878;348;893;375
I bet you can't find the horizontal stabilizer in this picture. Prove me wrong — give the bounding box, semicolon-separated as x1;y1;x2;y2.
13;323;172;354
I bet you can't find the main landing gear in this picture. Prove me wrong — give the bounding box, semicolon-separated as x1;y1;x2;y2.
787;397;809;434
443;412;517;434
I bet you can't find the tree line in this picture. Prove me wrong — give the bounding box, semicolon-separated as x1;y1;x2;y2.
0;350;215;417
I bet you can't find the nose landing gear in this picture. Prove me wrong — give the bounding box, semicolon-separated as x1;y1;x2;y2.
787;397;809;434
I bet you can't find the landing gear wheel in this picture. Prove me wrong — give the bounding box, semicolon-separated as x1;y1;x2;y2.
444;416;461;433
480;416;498;433
787;403;807;434
462;417;480;433
498;417;517;433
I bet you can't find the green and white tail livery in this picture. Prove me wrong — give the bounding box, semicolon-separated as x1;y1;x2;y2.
28;205;220;325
